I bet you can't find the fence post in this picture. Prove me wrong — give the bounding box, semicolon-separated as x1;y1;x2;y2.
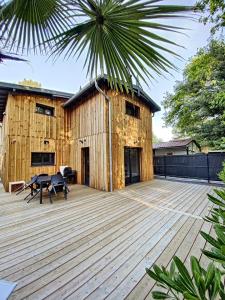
164;156;167;179
207;154;210;183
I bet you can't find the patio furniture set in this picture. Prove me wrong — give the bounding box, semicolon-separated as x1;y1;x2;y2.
16;167;76;204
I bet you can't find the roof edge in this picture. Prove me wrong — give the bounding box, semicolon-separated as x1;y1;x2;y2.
63;75;161;113
153;139;201;150
0;81;73;99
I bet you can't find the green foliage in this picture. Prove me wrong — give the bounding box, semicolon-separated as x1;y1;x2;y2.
163;40;225;150
0;0;71;52
219;163;225;182
146;257;223;299
0;0;193;91
153;134;163;144
197;0;225;33
147;162;225;299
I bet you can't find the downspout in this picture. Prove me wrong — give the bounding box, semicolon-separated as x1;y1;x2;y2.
95;80;113;192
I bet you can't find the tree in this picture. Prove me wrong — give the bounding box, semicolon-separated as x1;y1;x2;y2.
18;79;42;88
0;0;193;91
197;0;225;32
153;134;163;144
163;40;225;150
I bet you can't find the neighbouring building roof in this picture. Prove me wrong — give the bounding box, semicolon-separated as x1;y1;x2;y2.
153;138;199;150
0;81;73;121
63;75;161;113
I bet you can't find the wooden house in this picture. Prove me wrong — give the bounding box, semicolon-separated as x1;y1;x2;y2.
0;77;160;192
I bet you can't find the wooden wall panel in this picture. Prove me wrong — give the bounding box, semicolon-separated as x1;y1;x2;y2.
108;90;153;190
69;91;109;191
70;133;108;191
1;94;70;191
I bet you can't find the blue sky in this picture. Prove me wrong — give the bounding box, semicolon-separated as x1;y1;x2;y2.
0;0;212;141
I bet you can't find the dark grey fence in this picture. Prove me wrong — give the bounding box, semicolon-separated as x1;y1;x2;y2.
154;152;225;182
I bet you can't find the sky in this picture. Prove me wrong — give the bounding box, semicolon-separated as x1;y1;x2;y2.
0;0;212;141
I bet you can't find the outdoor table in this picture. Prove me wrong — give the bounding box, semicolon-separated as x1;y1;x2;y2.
36;175;51;204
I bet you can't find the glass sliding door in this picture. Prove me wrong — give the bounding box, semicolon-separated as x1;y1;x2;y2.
124;147;141;185
125;148;131;185
82;147;90;186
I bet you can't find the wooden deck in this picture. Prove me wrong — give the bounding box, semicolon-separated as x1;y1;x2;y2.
0;179;215;300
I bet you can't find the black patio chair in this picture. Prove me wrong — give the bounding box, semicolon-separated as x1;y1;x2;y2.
63;167;76;184
48;174;68;203
16;175;40;201
38;173;48;177
26;174;52;203
36;174;50;189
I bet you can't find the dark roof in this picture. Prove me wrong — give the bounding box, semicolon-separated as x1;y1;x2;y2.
153;138;197;150
64;75;161;113
0;81;73;122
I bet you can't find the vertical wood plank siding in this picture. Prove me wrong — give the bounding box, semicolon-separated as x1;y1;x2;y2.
1;94;70;191
108;90;153;190
69;91;109;191
0;87;153;192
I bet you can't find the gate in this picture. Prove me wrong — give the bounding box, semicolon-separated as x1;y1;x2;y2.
153;152;225;182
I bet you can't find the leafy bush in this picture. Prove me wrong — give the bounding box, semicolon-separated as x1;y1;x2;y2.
146;164;225;299
219;163;225;183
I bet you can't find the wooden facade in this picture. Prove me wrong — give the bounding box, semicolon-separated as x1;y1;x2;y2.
0;81;158;192
69;91;109;191
109;90;153;190
1;94;70;191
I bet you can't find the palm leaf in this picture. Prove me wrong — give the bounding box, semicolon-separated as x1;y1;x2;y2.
0;0;74;52
0;0;194;90
0;49;26;62
51;0;194;91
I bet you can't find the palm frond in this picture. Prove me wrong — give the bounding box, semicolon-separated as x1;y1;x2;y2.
51;0;194;91
0;0;75;53
0;0;194;90
0;50;26;62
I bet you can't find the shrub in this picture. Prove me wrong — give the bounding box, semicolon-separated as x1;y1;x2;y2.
146;163;225;299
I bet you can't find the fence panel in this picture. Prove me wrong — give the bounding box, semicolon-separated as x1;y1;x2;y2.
154;152;225;182
208;152;225;181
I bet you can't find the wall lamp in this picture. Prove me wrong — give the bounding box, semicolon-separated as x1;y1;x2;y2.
79;139;87;144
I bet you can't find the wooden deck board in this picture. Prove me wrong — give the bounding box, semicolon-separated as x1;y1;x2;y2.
0;179;216;300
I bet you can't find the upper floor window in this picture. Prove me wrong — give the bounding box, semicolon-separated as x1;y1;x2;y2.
125;101;140;118
36;103;54;116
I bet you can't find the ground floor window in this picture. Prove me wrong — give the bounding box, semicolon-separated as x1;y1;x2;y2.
31;152;55;166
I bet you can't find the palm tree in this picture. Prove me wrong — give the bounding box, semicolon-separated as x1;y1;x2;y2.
0;0;193;90
0;50;26;62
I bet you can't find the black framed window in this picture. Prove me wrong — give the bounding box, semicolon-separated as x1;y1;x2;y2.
31;152;55;166
36;103;54;116
125;101;140;118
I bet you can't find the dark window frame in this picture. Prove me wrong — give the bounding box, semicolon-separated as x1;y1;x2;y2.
31;152;55;166
35;103;55;117
167;152;173;156
125;101;140;119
